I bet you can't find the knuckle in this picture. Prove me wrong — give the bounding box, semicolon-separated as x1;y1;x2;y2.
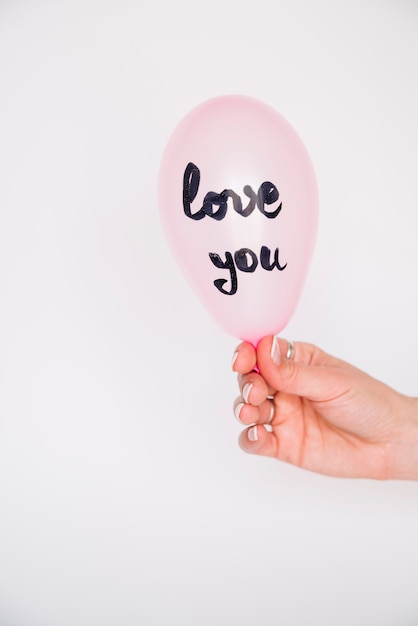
304;342;321;365
280;359;300;392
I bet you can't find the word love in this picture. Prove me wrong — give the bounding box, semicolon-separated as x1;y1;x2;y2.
183;162;282;221
182;161;287;296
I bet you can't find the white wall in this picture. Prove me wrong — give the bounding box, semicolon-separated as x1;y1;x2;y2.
1;1;418;624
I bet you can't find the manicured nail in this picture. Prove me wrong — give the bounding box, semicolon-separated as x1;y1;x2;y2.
242;382;253;403
271;336;281;365
231;351;239;371
234;402;245;423
248;425;258;442
268;404;275;424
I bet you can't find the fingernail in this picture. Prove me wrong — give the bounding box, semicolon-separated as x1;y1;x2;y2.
271;336;281;365
248;425;258;442
231;351;239;371
268;404;275;424
234;402;245;423
242;382;253;403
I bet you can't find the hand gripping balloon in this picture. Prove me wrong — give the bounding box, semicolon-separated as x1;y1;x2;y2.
158;95;318;345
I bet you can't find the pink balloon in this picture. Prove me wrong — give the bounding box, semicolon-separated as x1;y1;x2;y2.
158;95;318;345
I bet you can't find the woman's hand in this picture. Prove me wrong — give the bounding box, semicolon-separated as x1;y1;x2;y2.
232;336;418;480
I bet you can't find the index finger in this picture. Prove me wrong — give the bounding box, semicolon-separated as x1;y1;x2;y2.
232;341;257;374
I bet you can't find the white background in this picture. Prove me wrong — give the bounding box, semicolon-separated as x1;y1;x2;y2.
1;1;418;624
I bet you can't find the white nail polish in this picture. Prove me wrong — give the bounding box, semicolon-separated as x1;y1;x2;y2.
234;402;245;423
231;351;239;370
268;404;275;424
248;425;258;442
271;336;281;365
242;382;253;403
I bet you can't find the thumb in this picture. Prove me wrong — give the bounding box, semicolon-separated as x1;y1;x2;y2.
256;336;349;402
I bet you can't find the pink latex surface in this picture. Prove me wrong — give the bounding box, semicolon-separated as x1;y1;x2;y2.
158;95;318;345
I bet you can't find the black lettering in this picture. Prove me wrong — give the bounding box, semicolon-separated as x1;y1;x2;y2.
234;248;258;272
183;162;206;220
202;191;228;221
224;189;243;215
224;185;257;217
183;163;283;222
257;182;282;218
240;185;257;217
260;246;287;271
209;251;238;295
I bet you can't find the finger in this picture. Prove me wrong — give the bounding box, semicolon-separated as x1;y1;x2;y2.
238;373;276;400
257;399;275;424
234;397;274;426
257;336;349;402
232;342;257;374
239;424;278;458
237;371;269;406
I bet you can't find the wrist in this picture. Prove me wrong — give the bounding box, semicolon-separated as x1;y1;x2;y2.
389;396;418;480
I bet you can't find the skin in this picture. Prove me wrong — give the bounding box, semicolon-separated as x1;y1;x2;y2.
233;336;418;480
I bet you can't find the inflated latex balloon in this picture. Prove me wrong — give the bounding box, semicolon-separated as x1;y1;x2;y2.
158;95;318;345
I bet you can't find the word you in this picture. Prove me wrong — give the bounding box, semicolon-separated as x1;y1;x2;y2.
182;162;287;295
